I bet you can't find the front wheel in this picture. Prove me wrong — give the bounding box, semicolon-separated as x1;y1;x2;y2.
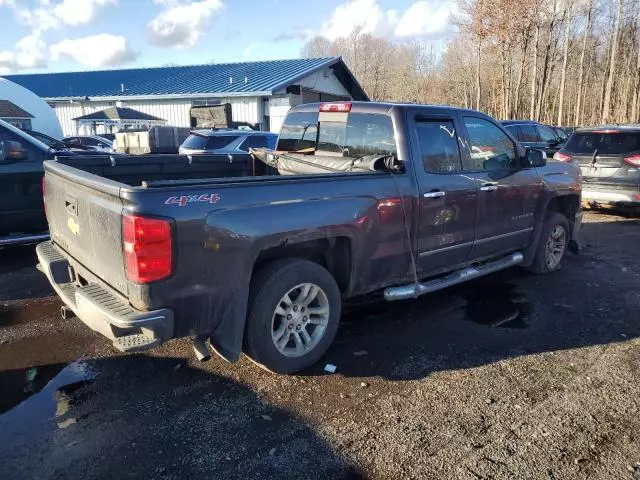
244;259;341;374
527;212;570;274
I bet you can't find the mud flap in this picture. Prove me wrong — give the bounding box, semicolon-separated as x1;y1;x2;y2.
207;286;249;363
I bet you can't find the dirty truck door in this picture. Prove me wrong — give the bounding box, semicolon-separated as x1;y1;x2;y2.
409;110;477;275
459;116;539;259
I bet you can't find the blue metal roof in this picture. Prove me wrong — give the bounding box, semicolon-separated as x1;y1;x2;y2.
2;57;368;101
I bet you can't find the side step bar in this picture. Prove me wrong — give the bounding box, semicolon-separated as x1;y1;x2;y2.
384;252;523;301
0;233;50;247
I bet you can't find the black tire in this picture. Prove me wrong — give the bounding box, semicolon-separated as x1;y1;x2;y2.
244;258;341;374
527;212;570;274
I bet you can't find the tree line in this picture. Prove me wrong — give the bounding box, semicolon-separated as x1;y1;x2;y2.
302;0;640;126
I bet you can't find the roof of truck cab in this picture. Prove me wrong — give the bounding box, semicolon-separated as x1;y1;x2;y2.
290;101;492;116
576;124;640;132
500;120;538;126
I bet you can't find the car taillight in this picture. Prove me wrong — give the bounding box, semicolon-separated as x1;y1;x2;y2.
122;214;173;284
553;151;572;162
319;102;352;112
42;176;47;220
623;154;640;167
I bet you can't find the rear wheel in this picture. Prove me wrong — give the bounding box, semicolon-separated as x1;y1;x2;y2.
527;212;570;274
244;259;341;374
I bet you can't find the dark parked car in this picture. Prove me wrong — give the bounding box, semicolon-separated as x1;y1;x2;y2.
501;120;566;157
36;102;582;373
63;135;113;152
179;129;277;155
0;120;98;245
553;126;640;210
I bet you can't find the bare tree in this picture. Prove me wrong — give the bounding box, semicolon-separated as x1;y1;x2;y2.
299;0;640;126
574;0;592;125
530;22;540;119
557;2;572;125
602;0;623;123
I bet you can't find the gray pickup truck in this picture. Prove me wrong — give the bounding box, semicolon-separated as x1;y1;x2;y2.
36;102;582;373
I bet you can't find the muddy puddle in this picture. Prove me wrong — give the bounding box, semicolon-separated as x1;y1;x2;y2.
339;276;533;330
0;361;97;447
461;280;533;329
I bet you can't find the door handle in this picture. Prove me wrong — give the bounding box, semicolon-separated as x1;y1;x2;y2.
480;183;498;192
423;191;446;199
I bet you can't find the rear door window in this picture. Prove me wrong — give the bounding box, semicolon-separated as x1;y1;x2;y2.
206;135;238;150
181;134;239;150
564;131;640;155
416;120;462;173
538;125;558;143
504;125;521;141
519;124;540;142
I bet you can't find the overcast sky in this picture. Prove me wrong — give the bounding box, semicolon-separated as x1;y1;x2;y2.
0;0;457;74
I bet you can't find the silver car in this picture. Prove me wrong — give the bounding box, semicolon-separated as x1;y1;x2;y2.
178;129;277;155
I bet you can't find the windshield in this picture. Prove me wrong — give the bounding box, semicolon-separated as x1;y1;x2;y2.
564;131;640;155
182;133;239;150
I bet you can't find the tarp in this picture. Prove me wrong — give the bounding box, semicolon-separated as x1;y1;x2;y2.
250;148;394;175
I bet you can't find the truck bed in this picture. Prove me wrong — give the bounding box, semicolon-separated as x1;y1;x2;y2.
53;153;264;187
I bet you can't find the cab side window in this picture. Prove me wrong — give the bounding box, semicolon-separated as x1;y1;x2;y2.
416;120;462;173
519;124;540;142
463;117;517;171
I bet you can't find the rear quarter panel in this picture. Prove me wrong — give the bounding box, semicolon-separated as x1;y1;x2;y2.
122;173;416;342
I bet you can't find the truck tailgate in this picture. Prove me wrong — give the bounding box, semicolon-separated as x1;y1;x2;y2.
44;161;128;294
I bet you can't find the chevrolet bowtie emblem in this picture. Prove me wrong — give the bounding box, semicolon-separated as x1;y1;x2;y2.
67;216;80;235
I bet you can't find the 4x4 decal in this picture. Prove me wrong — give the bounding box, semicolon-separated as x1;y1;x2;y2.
165;193;220;207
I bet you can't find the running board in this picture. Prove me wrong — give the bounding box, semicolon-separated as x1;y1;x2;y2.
384;252;524;301
0;233;49;247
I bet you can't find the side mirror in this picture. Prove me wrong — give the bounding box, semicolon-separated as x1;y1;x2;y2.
526;148;546;167
0;140;28;164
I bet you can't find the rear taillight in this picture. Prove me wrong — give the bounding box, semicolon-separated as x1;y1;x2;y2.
123;214;173;283
42;176;47;220
553;151;572;162
319;102;352;112
624;154;640;167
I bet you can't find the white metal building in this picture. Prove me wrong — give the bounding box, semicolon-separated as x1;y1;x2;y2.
2;57;367;137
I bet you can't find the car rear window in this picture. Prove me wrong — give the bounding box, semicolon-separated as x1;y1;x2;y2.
182;134;238;150
564;131;640;155
278;110;396;158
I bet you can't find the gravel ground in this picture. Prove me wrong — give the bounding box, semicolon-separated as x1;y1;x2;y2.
0;210;639;479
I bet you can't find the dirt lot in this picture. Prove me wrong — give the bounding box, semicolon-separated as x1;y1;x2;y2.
1;210;639;480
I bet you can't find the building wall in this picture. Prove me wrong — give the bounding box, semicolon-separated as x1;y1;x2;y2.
296;68;352;97
266;96;292;134
51;96;264;136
